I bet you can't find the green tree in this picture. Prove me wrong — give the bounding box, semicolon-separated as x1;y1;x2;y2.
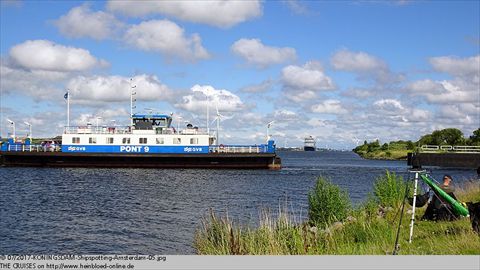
439;128;464;145
381;143;389;151
468;128;480;146
406;140;415;150
418;128;464;146
367;140;380;152
417;134;434;146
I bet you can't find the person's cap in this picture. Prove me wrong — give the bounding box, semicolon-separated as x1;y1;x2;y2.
443;174;453;181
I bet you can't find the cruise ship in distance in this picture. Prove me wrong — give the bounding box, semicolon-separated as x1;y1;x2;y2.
304;136;316;151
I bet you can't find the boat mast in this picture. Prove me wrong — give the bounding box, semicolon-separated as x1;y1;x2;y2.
206;94;209;135
130;78;137;127
266;121;274;142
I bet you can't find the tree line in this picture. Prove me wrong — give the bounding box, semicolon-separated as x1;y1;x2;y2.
354;128;480;154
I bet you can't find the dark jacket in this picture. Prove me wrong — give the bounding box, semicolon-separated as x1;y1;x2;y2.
408;185;459;221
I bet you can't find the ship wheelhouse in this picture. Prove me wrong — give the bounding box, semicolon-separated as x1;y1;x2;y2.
132;114;173;134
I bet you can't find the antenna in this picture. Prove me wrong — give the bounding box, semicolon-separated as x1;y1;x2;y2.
266;121;275;142
215;103;221;145
206;93;209;135
65;88;70;128
24;121;32;140
6;118;15;139
130;78;137;126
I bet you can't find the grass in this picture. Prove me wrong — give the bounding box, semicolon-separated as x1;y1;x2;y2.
355;149;409;160
308;177;351;227
373;171;410;209
194;171;480;255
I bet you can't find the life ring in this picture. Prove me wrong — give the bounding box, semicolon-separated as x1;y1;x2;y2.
219;144;225;149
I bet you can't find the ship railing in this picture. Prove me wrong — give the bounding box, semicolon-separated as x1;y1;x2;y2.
419;145;480;154
6;144;61;152
209;145;269;154
64;126;132;134
64;126;210;135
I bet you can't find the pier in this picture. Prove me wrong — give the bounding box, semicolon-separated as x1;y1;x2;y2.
407;145;480;169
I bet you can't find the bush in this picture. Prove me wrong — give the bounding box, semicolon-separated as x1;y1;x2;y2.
308;177;351;227
381;143;389;151
373;170;407;208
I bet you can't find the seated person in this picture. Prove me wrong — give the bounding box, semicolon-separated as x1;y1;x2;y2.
409;174;460;221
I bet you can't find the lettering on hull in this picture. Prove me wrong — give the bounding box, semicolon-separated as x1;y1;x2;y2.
62;145;208;154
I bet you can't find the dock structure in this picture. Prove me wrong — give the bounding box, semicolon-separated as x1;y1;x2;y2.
407;145;480;170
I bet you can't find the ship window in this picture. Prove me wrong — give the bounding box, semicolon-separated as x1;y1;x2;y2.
190;138;198;144
106;137;114;144
72;137;80;144
122;138;130;144
173;138;181;144
89;137;97;144
156;138;164;144
139;138;147;144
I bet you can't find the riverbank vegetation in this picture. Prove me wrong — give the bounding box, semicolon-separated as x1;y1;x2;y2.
194;171;480;255
353;128;480;160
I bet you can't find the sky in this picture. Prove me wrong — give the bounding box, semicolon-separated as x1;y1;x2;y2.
0;0;479;149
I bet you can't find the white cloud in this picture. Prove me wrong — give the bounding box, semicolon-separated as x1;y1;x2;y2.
331;49;387;72
231;38;296;67
74;108;130;126
331;49;401;84
54;4;123;40
273;109;298;121
402;54;479;131
373;99;404;112
124;20;210;61
0;62;63;99
66;74;172;104
311;99;348;114
284;0;309;15
9;40;107;72
372;98;431;122
429;55;480;78
280;61;335;103
285;90;318;103
175;84;245;113
436;103;479;126
407;79;476;104
107;0;262;28
408;79;440;93
282;61;334;92
241;79;275;93
342;88;375;98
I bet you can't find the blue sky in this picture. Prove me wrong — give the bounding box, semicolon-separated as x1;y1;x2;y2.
1;0;479;148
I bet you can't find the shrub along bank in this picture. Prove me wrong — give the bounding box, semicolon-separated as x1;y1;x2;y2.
194;171;480;255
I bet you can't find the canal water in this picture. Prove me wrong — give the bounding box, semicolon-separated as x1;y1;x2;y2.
0;151;477;254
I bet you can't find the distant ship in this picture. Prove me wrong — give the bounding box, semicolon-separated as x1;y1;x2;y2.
304;136;316;151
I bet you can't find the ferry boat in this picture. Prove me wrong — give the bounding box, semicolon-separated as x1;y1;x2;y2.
304;136;316;151
0;113;281;169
